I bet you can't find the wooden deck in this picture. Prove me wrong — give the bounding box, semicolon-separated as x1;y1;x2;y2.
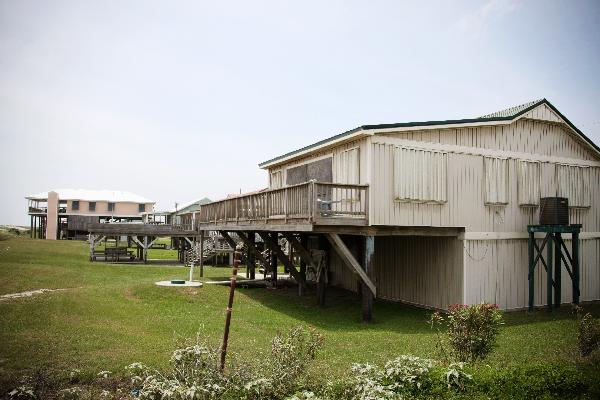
87;223;198;237
195;181;369;232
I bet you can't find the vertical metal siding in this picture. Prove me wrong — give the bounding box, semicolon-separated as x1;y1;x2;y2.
329;236;464;309
464;238;600;309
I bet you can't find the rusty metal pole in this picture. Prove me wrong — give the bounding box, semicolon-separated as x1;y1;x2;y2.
220;246;242;371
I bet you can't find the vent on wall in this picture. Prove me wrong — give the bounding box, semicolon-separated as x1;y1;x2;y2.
539;197;569;225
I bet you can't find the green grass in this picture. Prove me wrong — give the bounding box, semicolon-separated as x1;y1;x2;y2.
0;236;598;391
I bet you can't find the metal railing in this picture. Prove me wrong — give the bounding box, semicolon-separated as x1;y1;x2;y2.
195;181;369;226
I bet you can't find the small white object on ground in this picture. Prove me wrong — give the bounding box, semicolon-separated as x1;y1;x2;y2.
155;281;203;287
1;288;66;301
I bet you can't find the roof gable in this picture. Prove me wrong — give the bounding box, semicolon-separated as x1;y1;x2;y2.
259;99;600;168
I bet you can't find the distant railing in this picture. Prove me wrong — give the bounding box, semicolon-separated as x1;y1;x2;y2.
195;181;369;226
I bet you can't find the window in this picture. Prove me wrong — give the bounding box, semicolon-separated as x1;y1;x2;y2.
88;202;96;211
270;170;282;189
484;157;509;205
72;201;79;211
138;203;145;213
517;161;540;206
285;157;333;186
557;164;590;207
339;148;359;184
108;202;115;212
394;146;447;203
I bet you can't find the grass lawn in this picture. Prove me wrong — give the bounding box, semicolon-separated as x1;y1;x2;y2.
0;235;598;392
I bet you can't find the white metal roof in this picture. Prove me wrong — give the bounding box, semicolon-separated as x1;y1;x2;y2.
25;189;154;204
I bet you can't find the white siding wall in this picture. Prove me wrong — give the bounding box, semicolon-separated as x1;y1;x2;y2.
370;139;600;232
464;238;600;309
329;236;464;309
380;119;597;161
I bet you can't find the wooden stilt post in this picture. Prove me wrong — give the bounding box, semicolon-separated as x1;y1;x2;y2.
246;231;255;279
362;235;375;322
546;233;553;312
271;233;278;287
554;233;562;308
528;231;535;312
30;215;33;238
299;235;307;296
143;236;148;264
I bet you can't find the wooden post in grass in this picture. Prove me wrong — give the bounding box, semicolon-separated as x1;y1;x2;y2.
220;246;242;371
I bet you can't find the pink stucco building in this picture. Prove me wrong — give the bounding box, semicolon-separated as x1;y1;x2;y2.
26;189;155;239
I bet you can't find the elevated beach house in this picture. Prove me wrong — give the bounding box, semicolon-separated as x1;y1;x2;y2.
195;99;600;319
26;189;155;240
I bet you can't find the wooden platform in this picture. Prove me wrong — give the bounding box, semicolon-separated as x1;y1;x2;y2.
87;223;198;237
195;181;369;232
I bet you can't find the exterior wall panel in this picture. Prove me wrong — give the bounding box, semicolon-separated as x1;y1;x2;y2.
464;238;600;309
329;236;464;309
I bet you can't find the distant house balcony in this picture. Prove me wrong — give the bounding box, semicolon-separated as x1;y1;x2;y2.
28;206;68;214
195;181;369;232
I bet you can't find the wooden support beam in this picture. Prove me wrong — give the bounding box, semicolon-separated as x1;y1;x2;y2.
236;231;270;271
282;233;317;269
258;232;305;288
325;233;376;296
246;231;255;279
283;233;315;296
219;231;237;251
131;236;144;248
270;241;278;287
143;236;148;263
362;236;374;322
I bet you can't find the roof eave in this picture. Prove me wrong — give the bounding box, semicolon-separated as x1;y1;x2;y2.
257;98;600;169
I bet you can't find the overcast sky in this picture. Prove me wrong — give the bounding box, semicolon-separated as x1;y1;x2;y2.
1;0;599;226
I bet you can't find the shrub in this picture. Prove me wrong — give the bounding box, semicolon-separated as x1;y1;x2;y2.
431;303;503;363
577;312;600;357
382;354;435;392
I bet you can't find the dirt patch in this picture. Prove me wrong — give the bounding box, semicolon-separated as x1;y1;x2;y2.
0;288;66;301
122;287;141;302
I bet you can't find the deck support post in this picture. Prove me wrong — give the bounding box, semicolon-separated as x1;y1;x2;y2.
362;236;375;322
143;236;148;264
236;231;270;275
282;233;316;297
246;231;255;279
325;233;376;322
271;235;278;287
259;232;306;291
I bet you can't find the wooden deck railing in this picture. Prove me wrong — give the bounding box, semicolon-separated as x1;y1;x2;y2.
195;181;369;227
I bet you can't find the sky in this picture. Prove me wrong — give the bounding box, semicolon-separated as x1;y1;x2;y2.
1;0;599;226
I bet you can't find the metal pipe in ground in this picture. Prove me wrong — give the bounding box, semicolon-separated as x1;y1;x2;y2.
219;246;242;371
